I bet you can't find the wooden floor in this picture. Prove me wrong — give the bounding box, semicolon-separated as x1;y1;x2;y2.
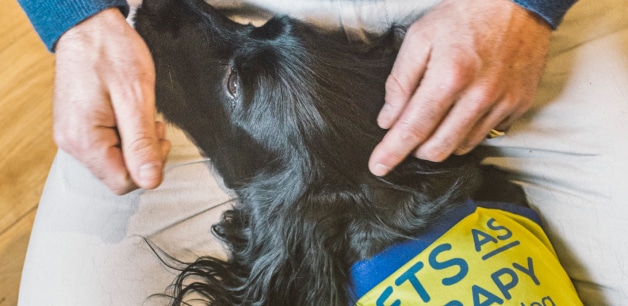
0;0;56;305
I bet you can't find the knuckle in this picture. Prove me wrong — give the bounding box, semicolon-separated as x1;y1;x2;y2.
450;44;480;67
84;157;135;194
397;120;430;143
125;136;158;159
416;147;446;162
439;67;472;93
465;89;498;113
405;22;428;42
432;135;457;154
418;135;459;162
53;126;84;153
440;51;480;91
385;74;411;102
420;146;450;162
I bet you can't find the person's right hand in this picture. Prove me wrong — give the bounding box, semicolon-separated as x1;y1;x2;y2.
53;8;170;195
368;0;551;176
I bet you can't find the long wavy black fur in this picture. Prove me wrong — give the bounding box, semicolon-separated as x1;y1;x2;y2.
135;1;484;305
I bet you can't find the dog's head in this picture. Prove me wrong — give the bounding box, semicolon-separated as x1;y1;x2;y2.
135;0;399;189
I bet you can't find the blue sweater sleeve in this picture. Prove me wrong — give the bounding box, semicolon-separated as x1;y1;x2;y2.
18;0;129;52
513;0;578;29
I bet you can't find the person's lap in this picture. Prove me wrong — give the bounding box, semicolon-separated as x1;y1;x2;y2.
19;0;628;304
18;126;234;305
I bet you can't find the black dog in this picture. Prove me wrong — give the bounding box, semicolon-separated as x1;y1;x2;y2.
134;1;548;305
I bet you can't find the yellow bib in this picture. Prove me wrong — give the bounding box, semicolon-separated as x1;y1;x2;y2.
351;200;582;306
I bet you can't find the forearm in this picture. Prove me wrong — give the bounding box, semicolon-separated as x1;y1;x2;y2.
18;0;129;51
513;0;578;29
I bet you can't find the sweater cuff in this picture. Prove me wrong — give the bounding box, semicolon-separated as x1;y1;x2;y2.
513;0;578;29
18;0;129;52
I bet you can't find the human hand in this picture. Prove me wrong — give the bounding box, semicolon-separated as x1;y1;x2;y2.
53;8;170;194
369;0;552;176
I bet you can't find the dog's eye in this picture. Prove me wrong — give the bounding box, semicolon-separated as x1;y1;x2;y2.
227;67;239;99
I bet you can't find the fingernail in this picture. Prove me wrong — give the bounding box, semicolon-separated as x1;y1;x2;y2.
139;163;161;181
372;163;391;177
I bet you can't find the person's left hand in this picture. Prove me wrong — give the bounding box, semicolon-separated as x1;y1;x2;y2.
369;0;552;176
53;8;170;194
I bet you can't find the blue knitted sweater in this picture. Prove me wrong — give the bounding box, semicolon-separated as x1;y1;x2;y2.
18;0;577;51
18;0;129;51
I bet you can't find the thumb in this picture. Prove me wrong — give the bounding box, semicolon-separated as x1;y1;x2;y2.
112;80;165;190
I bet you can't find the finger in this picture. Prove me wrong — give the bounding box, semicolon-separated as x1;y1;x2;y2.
378;25;431;129
52;90;140;194
159;138;172;163
98;144;139;194
454;100;516;155
155;120;166;140
455;119;509;156
369;54;476;176
155;121;172;162
454;98;527;155
79;127;139;194
413;81;501;161
369;84;460;176
111;79;164;190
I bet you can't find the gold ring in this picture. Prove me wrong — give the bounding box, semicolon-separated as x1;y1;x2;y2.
487;129;506;139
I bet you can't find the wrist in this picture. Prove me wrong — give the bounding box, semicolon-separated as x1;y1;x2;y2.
57;8;129;53
18;0;130;52
512;0;578;29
